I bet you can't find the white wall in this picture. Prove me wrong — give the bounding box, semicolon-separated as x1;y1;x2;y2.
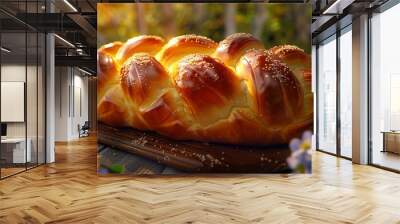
55;67;70;141
1;65;25;139
72;73;89;138
1;63;46;164
54;67;89;141
1;65;37;138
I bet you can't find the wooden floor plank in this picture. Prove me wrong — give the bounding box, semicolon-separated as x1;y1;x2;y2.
0;135;399;223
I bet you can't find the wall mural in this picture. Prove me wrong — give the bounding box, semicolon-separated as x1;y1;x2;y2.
97;3;313;174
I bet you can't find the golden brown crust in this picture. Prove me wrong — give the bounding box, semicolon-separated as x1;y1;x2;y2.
268;45;308;61
215;33;264;67
268;45;311;86
236;49;303;127
157;35;217;68
98;33;312;145
173;54;239;117
116;35;165;63
97;50;120;103
97;86;129;127
98;41;123;56
140;92;191;139
268;45;313;121
120;53;170;106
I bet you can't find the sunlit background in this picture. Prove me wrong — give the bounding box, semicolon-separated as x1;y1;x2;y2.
97;3;311;53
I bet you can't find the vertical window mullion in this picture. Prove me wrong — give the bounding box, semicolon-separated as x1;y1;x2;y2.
316;44;320;151
0;18;2;179
25;0;28;171
337;35;340;157
367;11;373;165
36;0;39;167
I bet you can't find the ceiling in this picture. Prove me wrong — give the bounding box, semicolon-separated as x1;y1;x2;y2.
1;0;97;73
311;0;390;42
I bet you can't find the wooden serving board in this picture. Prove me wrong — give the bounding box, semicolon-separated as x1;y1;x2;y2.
98;123;291;173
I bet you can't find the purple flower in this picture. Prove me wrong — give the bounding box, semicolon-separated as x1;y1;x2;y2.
289;138;301;152
287;130;312;173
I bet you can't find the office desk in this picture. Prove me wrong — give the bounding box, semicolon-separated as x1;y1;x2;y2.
382;131;400;154
1;138;31;163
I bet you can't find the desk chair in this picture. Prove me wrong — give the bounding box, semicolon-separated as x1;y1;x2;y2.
79;121;90;138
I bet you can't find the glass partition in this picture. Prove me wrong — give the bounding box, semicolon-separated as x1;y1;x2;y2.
0;1;46;179
339;26;352;158
317;35;337;154
1;30;28;177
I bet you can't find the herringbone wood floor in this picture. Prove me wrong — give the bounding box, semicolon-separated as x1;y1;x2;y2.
1;135;400;224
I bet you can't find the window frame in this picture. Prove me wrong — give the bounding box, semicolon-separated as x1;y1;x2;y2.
367;0;400;173
315;20;353;161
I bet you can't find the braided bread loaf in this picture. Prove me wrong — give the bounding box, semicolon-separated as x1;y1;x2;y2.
98;33;312;145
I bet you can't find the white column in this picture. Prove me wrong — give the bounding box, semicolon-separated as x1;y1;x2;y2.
352;14;369;164
46;33;55;163
45;1;55;163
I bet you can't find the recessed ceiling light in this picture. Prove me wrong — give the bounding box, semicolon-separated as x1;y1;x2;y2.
1;47;11;53
322;0;354;15
54;34;75;48
78;67;93;76
63;0;78;12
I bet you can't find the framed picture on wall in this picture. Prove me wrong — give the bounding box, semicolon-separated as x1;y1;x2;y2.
97;3;313;175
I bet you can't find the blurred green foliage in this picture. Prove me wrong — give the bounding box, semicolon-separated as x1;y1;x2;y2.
98;3;311;53
108;164;125;174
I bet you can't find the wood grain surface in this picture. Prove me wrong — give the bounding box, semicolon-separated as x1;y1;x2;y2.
98;123;291;173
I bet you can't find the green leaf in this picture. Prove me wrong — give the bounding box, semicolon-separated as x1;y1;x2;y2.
109;164;125;174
